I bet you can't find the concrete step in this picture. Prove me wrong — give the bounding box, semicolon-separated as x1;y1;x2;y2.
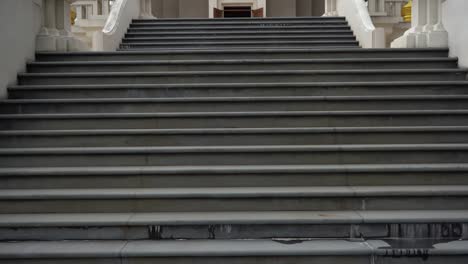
119;40;360;50
34;48;450;61
1;164;468;189
128;21;349;28
2;144;468;167
129;19;348;27
17;69;468;85
124;30;355;38
126;25;351;32
26;58;458;73
6;239;466;264
131;16;347;23
121;35;356;43
1;110;468;130
9;81;468;99
2;126;468;148
1;210;467;240
4;95;468;114
0;186;467;213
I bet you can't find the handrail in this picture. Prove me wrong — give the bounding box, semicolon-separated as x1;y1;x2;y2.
102;0;128;35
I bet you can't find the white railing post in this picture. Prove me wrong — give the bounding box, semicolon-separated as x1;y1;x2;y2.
140;0;155;19
426;0;448;47
36;0;60;51
391;0;448;48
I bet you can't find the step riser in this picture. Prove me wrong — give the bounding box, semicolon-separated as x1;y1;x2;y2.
2;150;468;167
127;26;352;32
2;132;467;147
125;31;355;37
26;61;457;73
119;43;360;49
10;85;468;99
0;196;466;213
2;172;468;189
2;100;467;114
1;223;464;241
121;36;357;43
129;21;349;27
35;51;449;61
18;72;466;85
0;256;380;264
131;18;347;23
2;116;467;130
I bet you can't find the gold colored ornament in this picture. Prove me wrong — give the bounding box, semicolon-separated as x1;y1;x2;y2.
402;0;412;23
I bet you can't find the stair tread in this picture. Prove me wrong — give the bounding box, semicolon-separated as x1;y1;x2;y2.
0;239;378;258
2;110;468;119
35;47;449;56
2;144;468;154
3;95;468;104
18;68;468;77
28;57;458;65
1;210;468;227
1;163;468;175
2;126;468;136
1;185;467;199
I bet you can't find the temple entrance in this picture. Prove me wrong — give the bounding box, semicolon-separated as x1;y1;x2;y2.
214;6;264;18
210;0;266;18
223;6;252;17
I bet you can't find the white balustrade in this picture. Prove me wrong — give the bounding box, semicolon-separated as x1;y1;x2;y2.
391;0;448;48
36;0;83;51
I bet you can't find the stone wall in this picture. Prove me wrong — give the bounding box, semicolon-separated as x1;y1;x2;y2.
443;0;468;68
0;0;42;98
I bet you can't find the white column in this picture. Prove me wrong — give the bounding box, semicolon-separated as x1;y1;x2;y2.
426;0;448;47
391;0;428;48
324;0;337;16
55;0;74;51
36;0;59;51
140;0;155;19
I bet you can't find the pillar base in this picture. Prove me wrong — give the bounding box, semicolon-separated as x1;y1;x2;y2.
426;30;449;48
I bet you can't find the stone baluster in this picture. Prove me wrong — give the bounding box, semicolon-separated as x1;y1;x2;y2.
323;0;337;16
36;0;59;51
425;0;448;47
36;0;75;52
140;0;155;19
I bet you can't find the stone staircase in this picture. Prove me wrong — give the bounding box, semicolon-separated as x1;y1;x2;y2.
1;16;468;263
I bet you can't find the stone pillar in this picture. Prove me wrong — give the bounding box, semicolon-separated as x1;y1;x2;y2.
323;0;337;16
36;0;59;51
37;0;77;52
426;0;448;47
391;0;431;48
140;0;155;19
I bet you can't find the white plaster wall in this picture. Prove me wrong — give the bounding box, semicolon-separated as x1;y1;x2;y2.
442;0;468;68
0;0;42;98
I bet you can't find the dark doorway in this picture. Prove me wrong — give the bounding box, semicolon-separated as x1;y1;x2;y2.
223;6;252;17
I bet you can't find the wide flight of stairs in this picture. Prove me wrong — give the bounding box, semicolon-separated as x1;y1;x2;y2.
1;16;468;263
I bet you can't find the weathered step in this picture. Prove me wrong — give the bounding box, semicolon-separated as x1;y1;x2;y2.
132;16;347;23
125;30;355;38
2;126;468;148
129;21;349;28
4;95;468;114
119;40;360;50
1;210;467;241
9;239;466;264
127;25;351;32
26;58;458;73
35;48;449;61
1;163;468;189
17;69;467;85
9;81;468;99
0;186;467;213
122;35;356;43
2;144;468;167
2;110;468;130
